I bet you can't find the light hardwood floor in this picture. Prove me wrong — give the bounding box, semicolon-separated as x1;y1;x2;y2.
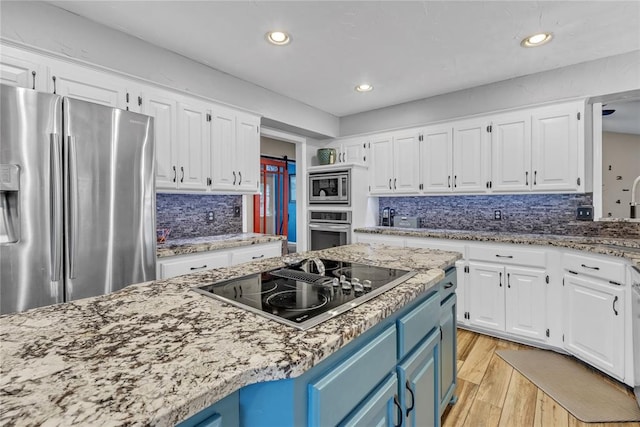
441;329;640;427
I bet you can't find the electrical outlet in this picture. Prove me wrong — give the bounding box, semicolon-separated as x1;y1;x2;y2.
234;206;241;217
494;210;502;220
576;206;593;221
206;211;215;223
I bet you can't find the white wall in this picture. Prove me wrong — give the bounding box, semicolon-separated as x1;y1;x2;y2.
0;1;339;138
340;50;640;136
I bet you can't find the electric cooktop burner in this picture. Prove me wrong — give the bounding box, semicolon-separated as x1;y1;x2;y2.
194;258;416;330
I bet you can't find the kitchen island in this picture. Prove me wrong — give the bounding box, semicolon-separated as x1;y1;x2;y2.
0;244;460;426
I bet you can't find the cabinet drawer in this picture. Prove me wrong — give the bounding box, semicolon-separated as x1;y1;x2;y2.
563;252;626;284
158;252;230;280
230;242;282;265
397;291;439;359
308;325;397;427
468;245;546;268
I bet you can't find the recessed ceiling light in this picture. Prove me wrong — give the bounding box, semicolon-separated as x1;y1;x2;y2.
266;31;291;46
355;83;373;92
521;32;553;48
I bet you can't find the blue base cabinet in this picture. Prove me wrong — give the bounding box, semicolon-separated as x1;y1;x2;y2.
181;268;457;427
177;390;239;427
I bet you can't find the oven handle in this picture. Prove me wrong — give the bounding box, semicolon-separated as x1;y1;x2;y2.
308;223;351;231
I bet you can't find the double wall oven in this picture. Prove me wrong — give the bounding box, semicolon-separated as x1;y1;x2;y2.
308;169;352;251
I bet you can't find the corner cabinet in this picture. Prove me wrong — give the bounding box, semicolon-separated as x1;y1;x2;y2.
327;137;368;166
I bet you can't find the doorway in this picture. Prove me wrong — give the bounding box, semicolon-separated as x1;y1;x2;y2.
253;157;292;240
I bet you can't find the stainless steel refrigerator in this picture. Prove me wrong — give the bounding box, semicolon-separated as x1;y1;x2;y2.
0;84;156;314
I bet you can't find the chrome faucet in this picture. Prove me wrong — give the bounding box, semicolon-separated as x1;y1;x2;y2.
631;175;640;219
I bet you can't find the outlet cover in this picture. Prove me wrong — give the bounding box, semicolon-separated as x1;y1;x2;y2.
206;211;215;223
234;206;241;217
494;210;502;220
576;206;593;221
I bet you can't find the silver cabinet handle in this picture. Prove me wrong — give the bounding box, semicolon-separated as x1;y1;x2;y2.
172;166;177;182
613;296;619;315
189;265;207;270
180;166;184;183
67;136;79;279
238;171;242;185
233;171;237;185
50;134;63;281
252;254;265;259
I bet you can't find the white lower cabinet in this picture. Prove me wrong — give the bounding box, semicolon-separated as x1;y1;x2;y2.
228;242;282;265
467;262;506;332
563;273;625;379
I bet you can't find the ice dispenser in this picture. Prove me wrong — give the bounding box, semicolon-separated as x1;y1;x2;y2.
0;164;20;244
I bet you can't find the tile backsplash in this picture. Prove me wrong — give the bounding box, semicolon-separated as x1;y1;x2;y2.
156;194;243;239
379;193;639;238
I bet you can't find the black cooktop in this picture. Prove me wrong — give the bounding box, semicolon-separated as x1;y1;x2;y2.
194;258;415;330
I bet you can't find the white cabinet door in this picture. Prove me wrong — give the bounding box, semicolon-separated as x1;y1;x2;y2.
235;113;260;192
505;266;546;341
177;100;210;191
491;114;531;192
52;64;126;109
532;103;581;191
468;262;505;332
343;139;367;165
393;131;420;193
0;49;49;91
141;90;179;190
452;119;488;193
421;126;453;193
211;106;237;191
369;134;394;194
563;274;625;379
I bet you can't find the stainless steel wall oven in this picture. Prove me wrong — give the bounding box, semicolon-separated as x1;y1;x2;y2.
308;211;351;250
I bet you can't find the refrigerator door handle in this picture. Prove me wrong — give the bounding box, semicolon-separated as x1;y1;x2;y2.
68;135;79;279
50;134;63;281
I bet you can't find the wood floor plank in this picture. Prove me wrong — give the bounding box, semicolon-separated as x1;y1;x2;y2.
475;353;513;408
457;334;497;384
463;398;502;427
498;370;538;427
442;378;479;427
533;389;569;427
457;328;479;362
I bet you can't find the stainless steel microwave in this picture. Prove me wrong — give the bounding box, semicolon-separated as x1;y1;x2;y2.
308;170;350;205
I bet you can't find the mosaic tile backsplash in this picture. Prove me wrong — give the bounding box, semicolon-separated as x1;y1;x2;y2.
156;194;243;239
378;194;639;239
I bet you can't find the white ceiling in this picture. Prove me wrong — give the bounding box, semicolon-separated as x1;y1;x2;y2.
48;1;640;117
602;100;640;135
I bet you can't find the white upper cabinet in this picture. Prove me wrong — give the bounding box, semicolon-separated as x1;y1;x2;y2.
328;138;368;166
177;99;211;191
0;46;49;91
531;102;583;192
369;129;420;194
51;62;127;109
369;133;395;194
490;112;531;192
420;125;453;193
211;107;260;193
141;88;179;190
452;118;489;193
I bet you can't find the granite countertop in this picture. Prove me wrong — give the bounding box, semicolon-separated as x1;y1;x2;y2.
0;244;460;426
354;227;640;268
156;232;287;258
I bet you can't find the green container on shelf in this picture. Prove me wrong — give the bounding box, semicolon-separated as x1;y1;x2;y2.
317;148;336;165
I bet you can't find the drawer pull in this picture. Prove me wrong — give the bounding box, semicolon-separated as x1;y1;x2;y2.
495;255;514;259
405;380;415;417
190;265;207;270
613;296;619;316
581;264;600;271
252;254;265;259
444;282;454;289
393;395;403;427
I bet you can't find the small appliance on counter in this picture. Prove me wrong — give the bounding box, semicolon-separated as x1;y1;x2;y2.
395;216;419;228
381;207;395;226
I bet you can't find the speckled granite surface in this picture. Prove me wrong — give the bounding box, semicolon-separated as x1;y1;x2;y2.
156;233;287;258
355;227;640;269
0;244;459;427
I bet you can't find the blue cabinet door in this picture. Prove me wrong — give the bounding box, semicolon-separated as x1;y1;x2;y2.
340;373;399;427
440;294;457;412
177;391;239;427
397;331;440;427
